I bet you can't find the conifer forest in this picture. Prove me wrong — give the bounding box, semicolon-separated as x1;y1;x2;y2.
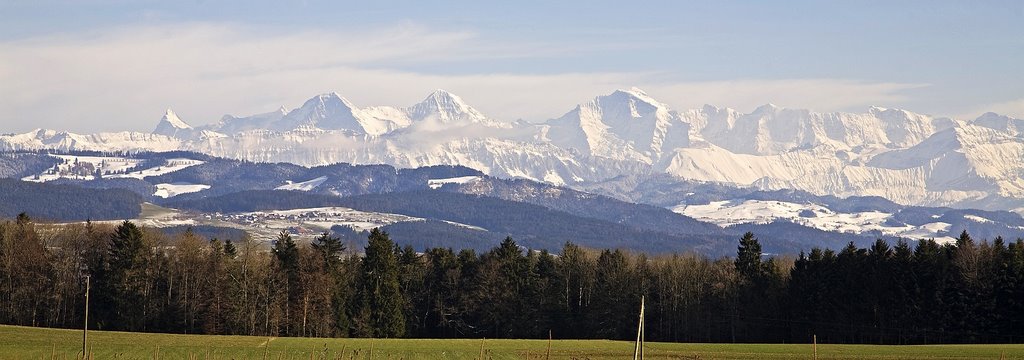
1;214;1023;344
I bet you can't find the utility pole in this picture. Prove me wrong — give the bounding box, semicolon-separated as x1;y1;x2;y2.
82;275;90;358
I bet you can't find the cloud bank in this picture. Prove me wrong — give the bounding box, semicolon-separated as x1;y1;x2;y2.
0;23;931;133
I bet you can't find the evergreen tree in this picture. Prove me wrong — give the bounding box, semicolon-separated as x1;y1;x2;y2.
100;220;152;331
223;239;237;258
272;231;299;335
311;232;344;271
735;232;767;285
588;249;636;340
359;228;405;338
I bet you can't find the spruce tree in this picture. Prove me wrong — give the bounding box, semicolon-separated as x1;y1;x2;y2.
101;220;151;331
360;228;405;338
735;232;766;284
311;232;344;271
223;239;237;258
272;230;299;335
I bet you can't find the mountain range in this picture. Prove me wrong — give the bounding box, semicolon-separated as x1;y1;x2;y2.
2;88;1023;215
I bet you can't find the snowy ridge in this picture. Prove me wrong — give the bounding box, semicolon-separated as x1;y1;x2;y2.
4;89;1024;213
674;199;957;243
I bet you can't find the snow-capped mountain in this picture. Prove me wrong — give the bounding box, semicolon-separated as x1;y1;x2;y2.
3;88;1024;213
213;107;287;135
152;109;194;138
268;92;407;135
682;104;951;156
406;89;489;125
542;87;690;163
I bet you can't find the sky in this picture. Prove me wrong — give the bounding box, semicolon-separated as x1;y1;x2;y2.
1;0;1022;133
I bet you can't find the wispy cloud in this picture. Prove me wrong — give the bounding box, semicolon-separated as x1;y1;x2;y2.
0;22;930;133
642;79;929;114
963;98;1024;120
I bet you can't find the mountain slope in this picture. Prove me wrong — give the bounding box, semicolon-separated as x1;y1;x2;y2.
543;88;690;163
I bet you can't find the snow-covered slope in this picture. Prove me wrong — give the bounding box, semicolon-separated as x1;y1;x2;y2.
270;92;408;135
21;155;204;182
674;199;957;243
543;88;690;163
406;89;489;125
276;176;328;191
4;88;1024;213
154;183;210;198
682;105;950;156
211;107;287;135
1;130;183;152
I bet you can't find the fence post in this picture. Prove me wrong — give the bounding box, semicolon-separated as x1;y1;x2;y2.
813;334;817;360
546;330;552;360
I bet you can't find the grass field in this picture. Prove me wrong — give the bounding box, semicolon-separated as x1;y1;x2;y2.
2;325;1023;359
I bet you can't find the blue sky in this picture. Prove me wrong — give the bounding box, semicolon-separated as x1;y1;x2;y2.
1;0;1022;132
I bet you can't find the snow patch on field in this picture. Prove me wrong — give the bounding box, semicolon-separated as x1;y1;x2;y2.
153;183;210;198
113;158;204;179
22;155;203;182
428;176;481;189
964;214;993;223
276;176;328;191
673;200;957;243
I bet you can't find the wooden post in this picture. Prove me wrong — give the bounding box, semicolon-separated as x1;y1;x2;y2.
813;334;817;360
82;275;90;358
369;338;374;360
263;337;270;360
546;330;552;360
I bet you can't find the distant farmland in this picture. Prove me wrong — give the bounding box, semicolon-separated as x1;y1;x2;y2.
2;325;1023;360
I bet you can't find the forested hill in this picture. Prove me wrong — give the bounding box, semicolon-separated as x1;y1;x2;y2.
0;178;143;220
337;190;729;253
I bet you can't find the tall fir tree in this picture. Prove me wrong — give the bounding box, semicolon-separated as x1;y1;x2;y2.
100;220;152;331
359;228;405;338
272;230;300;335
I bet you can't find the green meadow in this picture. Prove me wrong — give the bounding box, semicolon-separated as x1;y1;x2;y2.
2;325;1023;359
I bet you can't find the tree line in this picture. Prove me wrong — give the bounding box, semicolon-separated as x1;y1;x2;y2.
1;214;1022;344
